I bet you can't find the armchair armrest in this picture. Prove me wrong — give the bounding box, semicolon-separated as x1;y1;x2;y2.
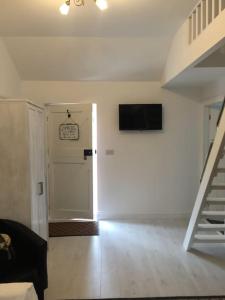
0;219;48;290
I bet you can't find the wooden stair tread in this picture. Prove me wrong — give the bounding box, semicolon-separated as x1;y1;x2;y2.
195;234;225;242
207;197;225;204
198;223;225;230
216;168;225;173
202;211;225;216
210;184;225;190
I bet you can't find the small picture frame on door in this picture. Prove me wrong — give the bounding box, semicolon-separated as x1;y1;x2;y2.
59;123;79;140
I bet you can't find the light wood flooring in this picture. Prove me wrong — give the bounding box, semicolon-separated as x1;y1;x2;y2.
45;219;225;300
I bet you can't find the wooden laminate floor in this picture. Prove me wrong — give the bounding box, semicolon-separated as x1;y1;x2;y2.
45;219;225;300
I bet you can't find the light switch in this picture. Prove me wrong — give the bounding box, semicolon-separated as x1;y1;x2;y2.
105;149;115;155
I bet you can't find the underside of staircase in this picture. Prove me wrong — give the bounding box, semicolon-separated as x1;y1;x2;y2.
183;99;225;251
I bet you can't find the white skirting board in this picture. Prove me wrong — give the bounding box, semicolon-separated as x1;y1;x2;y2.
96;211;191;221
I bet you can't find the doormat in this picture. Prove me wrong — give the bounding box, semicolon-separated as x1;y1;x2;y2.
49;221;99;237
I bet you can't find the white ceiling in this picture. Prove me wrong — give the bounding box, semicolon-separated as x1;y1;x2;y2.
0;0;198;81
3;37;171;81
167;67;225;88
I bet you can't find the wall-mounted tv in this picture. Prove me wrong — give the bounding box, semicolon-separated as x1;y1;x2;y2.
119;104;163;131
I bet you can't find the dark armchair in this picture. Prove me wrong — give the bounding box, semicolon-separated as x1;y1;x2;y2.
0;219;48;300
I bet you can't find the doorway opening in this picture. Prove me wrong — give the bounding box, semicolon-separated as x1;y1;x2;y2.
203;98;225;221
46;103;98;236
203;100;223;161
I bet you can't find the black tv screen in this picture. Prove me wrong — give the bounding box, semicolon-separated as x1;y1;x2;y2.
119;104;162;131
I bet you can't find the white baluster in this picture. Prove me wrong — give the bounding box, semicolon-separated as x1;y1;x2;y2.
189;16;193;43
201;0;205;31
193;10;197;40
219;0;222;12
197;4;202;35
206;0;209;25
212;0;215;19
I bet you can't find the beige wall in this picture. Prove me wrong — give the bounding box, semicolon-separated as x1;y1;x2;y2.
0;38;21;98
22;81;202;218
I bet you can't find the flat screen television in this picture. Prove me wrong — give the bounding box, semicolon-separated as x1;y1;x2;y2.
119;104;162;131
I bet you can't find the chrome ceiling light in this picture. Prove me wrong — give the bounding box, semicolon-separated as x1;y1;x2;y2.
59;0;108;15
59;0;71;15
95;0;108;10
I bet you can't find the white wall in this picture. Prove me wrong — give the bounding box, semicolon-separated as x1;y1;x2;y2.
0;38;21;98
22;81;202;219
201;78;225;102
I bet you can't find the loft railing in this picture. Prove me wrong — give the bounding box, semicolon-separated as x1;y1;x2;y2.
189;0;225;44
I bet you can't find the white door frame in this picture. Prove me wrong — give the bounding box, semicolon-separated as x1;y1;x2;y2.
203;96;224;162
28;104;49;240
45;102;98;222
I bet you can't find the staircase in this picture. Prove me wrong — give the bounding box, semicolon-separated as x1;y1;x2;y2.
183;99;225;251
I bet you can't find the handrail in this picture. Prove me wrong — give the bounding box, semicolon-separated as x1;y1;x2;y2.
184;95;225;250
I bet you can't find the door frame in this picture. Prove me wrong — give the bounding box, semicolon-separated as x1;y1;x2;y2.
45;102;98;222
27;104;49;241
203;96;224;162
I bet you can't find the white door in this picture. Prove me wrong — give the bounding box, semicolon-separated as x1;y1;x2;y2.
204;103;223;159
205;102;225;204
28;106;48;240
47;103;95;220
208;107;220;146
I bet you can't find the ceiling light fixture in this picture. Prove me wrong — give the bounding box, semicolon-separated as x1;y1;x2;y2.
95;0;108;10
59;0;108;15
59;0;70;15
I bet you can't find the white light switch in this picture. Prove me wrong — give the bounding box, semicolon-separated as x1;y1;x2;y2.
105;149;115;155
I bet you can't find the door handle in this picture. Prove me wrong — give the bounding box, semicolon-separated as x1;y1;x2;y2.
38;182;44;195
84;149;93;160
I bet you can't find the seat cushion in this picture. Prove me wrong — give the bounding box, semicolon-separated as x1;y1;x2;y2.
0;263;38;283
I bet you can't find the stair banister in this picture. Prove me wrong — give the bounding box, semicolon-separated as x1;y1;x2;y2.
183;101;225;250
